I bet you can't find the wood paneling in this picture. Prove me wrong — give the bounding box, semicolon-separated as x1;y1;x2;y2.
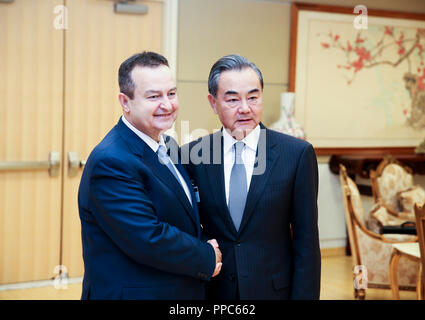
0;0;64;283
61;0;165;277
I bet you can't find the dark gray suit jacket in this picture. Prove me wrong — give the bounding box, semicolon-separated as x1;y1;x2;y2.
182;123;321;300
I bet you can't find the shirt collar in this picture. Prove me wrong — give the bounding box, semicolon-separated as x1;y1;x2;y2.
222;124;261;154
121;115;165;153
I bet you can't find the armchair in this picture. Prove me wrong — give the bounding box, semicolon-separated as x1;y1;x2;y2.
370;156;425;222
339;164;418;299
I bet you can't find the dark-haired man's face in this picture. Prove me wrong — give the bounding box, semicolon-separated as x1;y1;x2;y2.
208;67;262;140
120;65;178;141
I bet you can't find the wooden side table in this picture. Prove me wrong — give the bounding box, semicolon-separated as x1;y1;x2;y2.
389;242;423;299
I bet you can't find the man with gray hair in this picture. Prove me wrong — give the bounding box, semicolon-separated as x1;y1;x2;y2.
183;54;321;300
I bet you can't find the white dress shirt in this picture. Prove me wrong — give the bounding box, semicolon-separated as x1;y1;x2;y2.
222;125;261;205
121;115;192;204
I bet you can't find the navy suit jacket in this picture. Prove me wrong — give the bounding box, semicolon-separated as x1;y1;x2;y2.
182;124;321;300
78;118;216;300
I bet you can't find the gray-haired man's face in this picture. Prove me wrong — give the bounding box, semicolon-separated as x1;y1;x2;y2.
208;67;263;140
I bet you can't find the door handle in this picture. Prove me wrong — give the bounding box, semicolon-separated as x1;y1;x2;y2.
0;152;60;177
68;152;86;177
113;2;148;15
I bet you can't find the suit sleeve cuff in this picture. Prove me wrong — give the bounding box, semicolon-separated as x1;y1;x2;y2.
198;242;216;281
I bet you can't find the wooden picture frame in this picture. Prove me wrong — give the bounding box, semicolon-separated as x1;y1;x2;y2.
289;3;425;155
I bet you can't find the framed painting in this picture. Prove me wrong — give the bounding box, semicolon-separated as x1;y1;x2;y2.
289;3;425;155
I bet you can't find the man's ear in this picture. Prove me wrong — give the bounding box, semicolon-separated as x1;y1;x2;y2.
118;93;131;113
208;94;218;114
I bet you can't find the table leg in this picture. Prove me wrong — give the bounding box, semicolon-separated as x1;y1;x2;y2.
417;263;424;300
389;249;401;300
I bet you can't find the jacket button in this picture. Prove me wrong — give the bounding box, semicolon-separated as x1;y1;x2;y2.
229;274;236;281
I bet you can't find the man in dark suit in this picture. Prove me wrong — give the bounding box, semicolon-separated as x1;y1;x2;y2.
78;52;222;300
183;54;321;300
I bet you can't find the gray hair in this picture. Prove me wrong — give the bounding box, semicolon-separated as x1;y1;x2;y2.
208;54;264;97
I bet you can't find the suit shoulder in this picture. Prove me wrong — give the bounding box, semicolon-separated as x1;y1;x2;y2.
267;128;312;151
88;127;134;166
182;133;215;150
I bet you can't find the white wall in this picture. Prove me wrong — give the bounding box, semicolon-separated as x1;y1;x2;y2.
317;162;347;249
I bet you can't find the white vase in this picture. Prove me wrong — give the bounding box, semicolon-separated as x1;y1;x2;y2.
270;92;306;139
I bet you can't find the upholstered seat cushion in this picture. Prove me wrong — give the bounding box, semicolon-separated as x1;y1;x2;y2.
382;234;417;242
367;204;410;234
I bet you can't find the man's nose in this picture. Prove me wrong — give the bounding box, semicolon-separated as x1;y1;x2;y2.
238;99;250;113
160;97;173;111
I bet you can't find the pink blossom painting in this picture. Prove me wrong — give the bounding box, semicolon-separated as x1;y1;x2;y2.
319;27;425;129
291;4;425;150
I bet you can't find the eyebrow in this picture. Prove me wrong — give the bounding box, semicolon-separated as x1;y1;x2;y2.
224;88;260;95
224;90;238;95
144;90;160;95
144;87;177;95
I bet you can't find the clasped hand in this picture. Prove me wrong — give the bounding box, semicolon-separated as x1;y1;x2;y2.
207;239;222;277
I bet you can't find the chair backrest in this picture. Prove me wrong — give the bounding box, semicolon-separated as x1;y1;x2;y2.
414;203;425;284
370;156;414;214
339;164;366;226
339;164;365;266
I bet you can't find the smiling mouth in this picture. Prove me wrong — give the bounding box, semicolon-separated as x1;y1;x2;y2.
154;113;173;118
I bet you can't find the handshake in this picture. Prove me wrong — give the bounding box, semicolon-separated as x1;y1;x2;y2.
208;239;222;277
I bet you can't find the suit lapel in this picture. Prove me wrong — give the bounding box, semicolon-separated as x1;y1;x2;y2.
176;162;201;237
142;150;195;220
238;126;279;234
116;118;197;227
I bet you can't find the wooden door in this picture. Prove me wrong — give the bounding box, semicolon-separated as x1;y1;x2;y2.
61;0;165;278
0;0;64;284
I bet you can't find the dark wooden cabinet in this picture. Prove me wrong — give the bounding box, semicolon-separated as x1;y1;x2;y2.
329;153;425;179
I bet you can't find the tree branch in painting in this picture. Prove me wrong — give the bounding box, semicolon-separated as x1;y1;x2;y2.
320;27;425;129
